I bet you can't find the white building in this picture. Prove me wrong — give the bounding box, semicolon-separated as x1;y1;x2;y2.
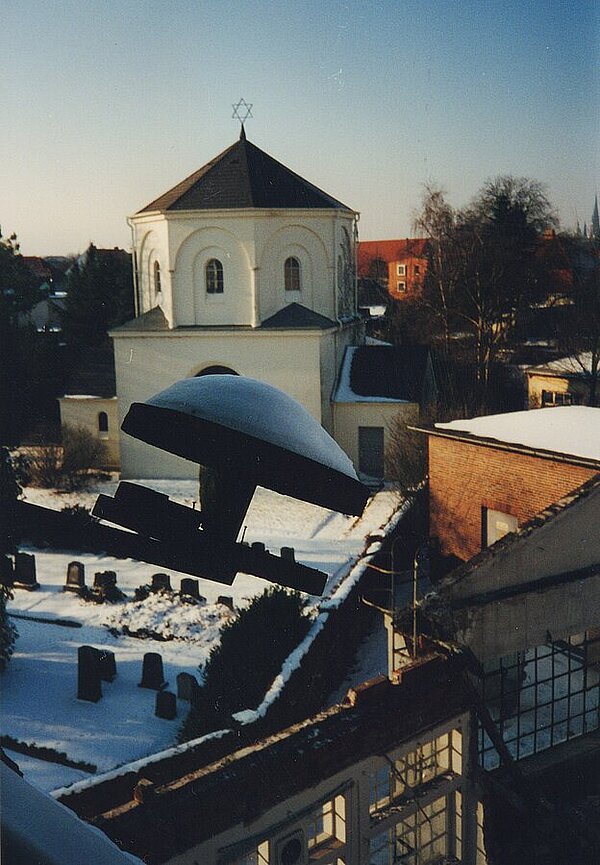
64;130;432;480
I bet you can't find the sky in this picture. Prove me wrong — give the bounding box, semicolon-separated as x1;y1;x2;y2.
2;0;598;256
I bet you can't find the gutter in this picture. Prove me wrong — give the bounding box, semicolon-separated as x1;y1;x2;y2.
408;425;600;473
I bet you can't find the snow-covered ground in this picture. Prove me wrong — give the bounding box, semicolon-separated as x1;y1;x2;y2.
3;479;402;793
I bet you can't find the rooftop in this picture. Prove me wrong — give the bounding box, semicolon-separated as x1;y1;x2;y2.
431;406;600;465
357;238;429;276
137;132;353;214
527;352;597;377
333;345;431;403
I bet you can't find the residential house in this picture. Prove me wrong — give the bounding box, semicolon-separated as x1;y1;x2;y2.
357;239;429;301
526;352;599;407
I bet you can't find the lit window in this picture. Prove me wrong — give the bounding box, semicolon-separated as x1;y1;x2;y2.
153;261;161;294
206;259;224;294
396;281;406;293
541;390;573;407
285;256;301;292
397;264;406;276
98;411;109;440
307;796;346;851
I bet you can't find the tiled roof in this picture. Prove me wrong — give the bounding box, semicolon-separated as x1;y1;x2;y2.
357;239;429;276
260;302;337;330
138;134;353;213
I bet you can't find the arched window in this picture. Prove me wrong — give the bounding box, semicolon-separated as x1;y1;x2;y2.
206;259;224;294
284;256;301;292
98;411;109;439
153;261;161;294
196;366;238;377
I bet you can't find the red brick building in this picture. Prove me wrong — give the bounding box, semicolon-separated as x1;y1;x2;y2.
417;406;600;561
357;238;429;300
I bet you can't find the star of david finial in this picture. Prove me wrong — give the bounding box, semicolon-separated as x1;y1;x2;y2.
232;98;253;139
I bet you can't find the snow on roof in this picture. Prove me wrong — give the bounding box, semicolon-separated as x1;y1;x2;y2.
333;346;411;403
147;376;359;479
528;352;595;376
435;406;600;463
1;763;143;865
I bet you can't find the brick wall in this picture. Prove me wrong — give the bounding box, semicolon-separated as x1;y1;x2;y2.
428;435;597;561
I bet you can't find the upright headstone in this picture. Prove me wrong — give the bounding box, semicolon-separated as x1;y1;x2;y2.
281;546;296;563
251;541;266;553
96;649;117;682
139;652;167;690
217;595;234;610
180;578;200;600
176;672;199;702
94;571;117;591
77;646;102;702
151;573;171;592
155;690;177;720
65;561;86;593
14;552;39;591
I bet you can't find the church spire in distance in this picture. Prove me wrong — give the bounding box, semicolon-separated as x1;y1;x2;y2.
592;194;600;240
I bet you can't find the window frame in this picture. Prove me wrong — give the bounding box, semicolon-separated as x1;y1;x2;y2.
206;258;224;294
153;260;161;294
98;411;109;440
284;256;302;293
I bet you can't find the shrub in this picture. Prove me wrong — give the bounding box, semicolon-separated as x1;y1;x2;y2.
180;587;311;740
25;425;108;490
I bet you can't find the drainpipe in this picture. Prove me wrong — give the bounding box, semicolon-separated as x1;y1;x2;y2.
251;265;260;328
353;211;360;323
127;217;140;318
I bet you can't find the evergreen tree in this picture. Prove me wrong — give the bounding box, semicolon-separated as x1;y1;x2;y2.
0;448;19;671
61;244;133;351
180;587;310;739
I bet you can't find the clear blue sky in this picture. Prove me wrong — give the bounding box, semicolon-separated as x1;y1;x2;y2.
3;0;598;256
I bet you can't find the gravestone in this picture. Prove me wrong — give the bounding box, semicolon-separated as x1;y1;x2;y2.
96;649;117;682
94;571;117;591
65;561;86;593
77;645;102;702
180;578;200;600
151;573;171;592
281;546;296;563
14;552;39;591
155;690;177;720
176;672;199;702
139;652;167;690
251;541;266;553
217;595;234;610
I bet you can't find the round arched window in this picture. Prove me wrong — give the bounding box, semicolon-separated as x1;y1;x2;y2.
206;259;224;294
284;257;301;292
195;366;238;376
98;411;109;439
